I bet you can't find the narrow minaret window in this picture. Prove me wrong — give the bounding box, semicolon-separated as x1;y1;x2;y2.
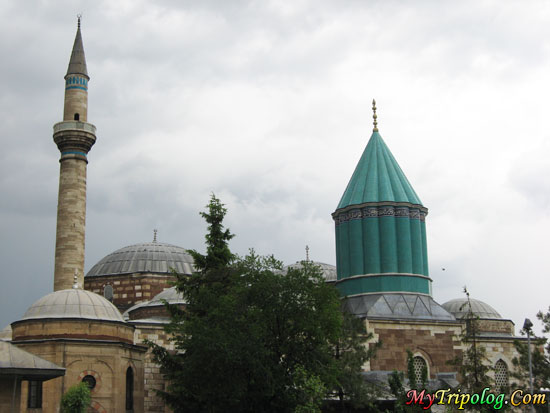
52;17;96;291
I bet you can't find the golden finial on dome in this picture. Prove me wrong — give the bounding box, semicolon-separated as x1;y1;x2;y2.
372;99;378;132
153;229;158;243
305;245;310;262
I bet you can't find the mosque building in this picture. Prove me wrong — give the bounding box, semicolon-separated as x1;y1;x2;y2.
331;101;521;391
0;19;524;412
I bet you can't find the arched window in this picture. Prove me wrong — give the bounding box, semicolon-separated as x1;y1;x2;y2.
74;113;80;121
126;367;134;411
104;285;113;302
495;359;509;389
412;356;428;386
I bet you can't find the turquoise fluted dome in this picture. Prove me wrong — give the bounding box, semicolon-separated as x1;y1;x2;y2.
333;126;431;300
337;131;422;208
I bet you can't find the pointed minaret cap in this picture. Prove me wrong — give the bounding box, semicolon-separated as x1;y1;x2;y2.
66;15;89;78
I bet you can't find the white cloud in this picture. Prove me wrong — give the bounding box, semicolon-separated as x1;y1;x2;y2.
1;0;549;335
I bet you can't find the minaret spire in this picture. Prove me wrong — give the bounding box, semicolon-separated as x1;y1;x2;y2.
372;99;378;132
52;20;96;291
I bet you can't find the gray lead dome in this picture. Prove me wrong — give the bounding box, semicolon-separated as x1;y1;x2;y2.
21;289;124;322
441;298;502;320
86;242;194;277
283;262;337;282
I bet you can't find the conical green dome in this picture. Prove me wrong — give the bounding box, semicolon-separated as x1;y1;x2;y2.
333;114;431;300
337;131;422;209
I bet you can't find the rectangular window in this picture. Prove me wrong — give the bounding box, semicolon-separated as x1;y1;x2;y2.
27;380;43;408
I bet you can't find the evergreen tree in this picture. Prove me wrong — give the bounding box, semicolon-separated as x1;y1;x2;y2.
148;195;378;413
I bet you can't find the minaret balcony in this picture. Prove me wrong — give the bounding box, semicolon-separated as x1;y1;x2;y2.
53;121;96;156
53;120;96;134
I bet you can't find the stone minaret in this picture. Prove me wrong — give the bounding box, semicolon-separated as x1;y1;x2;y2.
52;17;96;291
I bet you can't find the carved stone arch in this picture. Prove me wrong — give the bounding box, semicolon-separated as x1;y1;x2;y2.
488;353;512;368
125;359;137;373
413;347;433;366
93;358;114;374
65;358;83;369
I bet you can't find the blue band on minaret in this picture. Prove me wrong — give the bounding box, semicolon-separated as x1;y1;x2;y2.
62;151;87;157
65;86;88;91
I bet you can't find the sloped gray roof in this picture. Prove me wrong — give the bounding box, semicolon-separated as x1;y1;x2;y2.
343;293;456;321
20;289;124;322
0;341;65;379
124;286;186;320
86;242;194;277
441;298;502;320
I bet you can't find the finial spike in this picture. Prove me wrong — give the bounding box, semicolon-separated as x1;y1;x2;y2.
372;99;378;132
77;14;82;29
153;229;158;243
305;245;310;262
72;270;79;289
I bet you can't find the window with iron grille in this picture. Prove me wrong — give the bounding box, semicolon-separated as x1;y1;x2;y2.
495;359;509;389
413;356;428;385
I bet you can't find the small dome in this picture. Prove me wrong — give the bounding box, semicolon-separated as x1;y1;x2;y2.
151;287;185;304
21;289;124;322
124;287;185;321
283;261;337;282
441;298;502;320
86;241;194;277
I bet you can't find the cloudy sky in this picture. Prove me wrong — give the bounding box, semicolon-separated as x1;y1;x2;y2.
1;0;549;335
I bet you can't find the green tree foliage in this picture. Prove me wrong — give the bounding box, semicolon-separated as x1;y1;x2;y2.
186;193;235;273
333;311;381;411
388;350;427;413
448;288;499;412
293;365;326;413
148;195;378;413
60;382;91;413
512;309;550;392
